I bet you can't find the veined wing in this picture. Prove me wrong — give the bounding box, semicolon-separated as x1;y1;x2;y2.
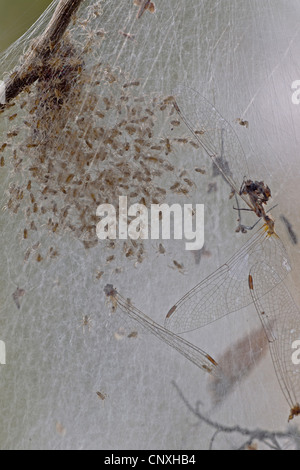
249;262;300;421
104;285;220;377
172;85;252;209
165;228;291;333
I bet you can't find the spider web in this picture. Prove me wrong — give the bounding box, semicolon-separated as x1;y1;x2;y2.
0;0;300;450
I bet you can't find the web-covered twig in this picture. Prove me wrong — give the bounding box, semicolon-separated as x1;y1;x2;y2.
172;381;300;450
1;0;85;107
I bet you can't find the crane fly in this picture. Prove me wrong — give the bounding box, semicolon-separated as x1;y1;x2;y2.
104;284;220;376
170;86;275;234
165;86;300;419
249;264;300;421
165;87;284;334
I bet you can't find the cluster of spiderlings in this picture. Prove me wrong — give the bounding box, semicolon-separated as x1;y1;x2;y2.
0;18;203;268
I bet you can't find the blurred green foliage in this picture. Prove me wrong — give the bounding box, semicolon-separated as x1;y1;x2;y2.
0;0;52;53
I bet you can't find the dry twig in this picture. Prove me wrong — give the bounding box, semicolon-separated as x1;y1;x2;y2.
1;0;85;107
172;381;300;450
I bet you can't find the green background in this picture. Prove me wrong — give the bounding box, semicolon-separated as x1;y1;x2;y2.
0;0;52;53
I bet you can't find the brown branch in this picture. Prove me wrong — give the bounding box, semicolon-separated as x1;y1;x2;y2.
171;381;299;450
2;0;86;107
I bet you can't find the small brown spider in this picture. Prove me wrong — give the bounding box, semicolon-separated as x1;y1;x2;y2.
79;315;93;333
153;242;166;256
169;260;186;275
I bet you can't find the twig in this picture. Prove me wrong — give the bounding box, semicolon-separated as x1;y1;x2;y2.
1;0;86;107
172;381;299;450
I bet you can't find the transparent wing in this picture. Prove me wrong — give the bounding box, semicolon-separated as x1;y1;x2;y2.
165;228;291;333
249;262;300;418
172;85;251;207
110;290;220;377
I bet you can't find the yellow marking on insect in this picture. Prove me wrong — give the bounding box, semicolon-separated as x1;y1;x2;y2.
263;222;279;239
289;403;300;422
